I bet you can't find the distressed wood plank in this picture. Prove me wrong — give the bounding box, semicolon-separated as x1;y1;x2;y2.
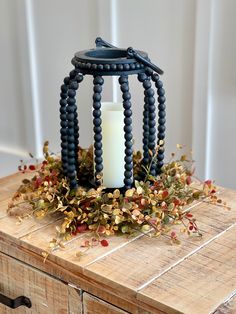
83;198;236;296
83;292;128;314
0;252;82;314
215;291;236;314
138;226;236;314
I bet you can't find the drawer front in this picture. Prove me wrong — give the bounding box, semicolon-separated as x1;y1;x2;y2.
0;252;82;314
83;292;128;314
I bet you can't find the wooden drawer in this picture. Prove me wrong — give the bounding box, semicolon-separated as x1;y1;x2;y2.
0;252;82;314
83;293;129;314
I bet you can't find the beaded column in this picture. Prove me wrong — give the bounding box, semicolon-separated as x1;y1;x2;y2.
138;73;156;176
59;70;83;189
151;73;166;174
60;76;70;176
119;75;133;189
93;76;104;185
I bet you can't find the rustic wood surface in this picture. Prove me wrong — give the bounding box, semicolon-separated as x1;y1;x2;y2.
0;252;82;314
0;173;236;314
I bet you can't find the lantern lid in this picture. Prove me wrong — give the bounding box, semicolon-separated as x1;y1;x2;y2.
71;38;163;76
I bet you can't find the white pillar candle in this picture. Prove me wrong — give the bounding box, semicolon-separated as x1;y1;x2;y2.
100;102;125;188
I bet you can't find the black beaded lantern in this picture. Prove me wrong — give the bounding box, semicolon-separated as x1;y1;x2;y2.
59;38;166;190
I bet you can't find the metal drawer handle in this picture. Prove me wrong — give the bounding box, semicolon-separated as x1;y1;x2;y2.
0;293;32;309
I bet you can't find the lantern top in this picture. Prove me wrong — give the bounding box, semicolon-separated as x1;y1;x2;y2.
71;37;164;76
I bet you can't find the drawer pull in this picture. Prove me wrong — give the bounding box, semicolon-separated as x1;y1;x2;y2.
0;293;31;309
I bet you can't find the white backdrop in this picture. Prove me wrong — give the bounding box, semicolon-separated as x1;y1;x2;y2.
0;0;236;189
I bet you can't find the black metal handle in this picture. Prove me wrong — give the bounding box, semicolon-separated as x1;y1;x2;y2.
127;47;164;75
0;293;32;309
95;37;116;48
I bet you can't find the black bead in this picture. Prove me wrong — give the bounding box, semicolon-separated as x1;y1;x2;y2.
155;80;163;88
149;112;156;120
158;96;166;104
94;134;102;141
93;126;102;134
67;113;75;121
125;148;133;155
95;164;103;172
148;97;155;106
124;125;132;133
93;93;101;102
124;117;132;125
117;64;123;71
111;64;117;71
68;89;76;98
119;76;128;84
158;118;166;125
61;142;67;149
68;143;75;150
64;77;70;85
60;128;67;135
60;92;67;99
157;153;165;161
93;102;101;110
158;103;166;111
145;89;155;97
61;84;68;93
93;118;102;126
60;121;67;128
93;85;102;93
125;164;133;171
158;133;165;140
157;161;164;168
158;111;166;118
69;81;79;90
121;84;129;92
123;64;130;71
125;156;133;163
94;149;103;157
124;178;133;186
125;133;132;141
123;100;131;110
143;80;152;89
158;125;166;132
67;165;76;172
95;157;103;164
93;76;104;85
149;134;156;142
69;70;77;79
124;171;132;178
67;121;75;128
97;64;103;70
149;120;156;128
75;74;83;83
125;141;132;149
60;113;67;120
60;99;67;106
93;110;101;118
151;73;159;82
157;88;165;96
104;64;110;71
138;73;147;82
91;64;97;70
94;142;102;149
122;92;131;100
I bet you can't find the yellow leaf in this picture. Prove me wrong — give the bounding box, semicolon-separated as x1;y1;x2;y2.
137;186;143;195
125;189;134;197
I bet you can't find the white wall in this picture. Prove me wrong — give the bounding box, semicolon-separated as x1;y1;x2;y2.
0;0;235;189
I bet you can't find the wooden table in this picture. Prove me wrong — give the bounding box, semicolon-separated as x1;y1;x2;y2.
0;173;236;314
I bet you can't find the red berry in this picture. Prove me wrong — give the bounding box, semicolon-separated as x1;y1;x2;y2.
186;176;192;185
29;164;36;171
77;224;88;233
100;239;109;247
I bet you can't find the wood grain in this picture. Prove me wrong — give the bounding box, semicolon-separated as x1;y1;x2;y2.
83;292;128;314
0;252;82;314
0;173;236;314
138;226;236;314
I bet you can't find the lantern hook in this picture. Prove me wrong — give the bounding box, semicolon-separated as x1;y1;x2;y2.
127;47;164;75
